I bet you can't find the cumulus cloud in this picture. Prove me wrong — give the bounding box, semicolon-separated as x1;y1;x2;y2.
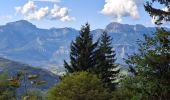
15;1;36;14
101;0;142;22
26;7;49;20
60;16;75;22
50;4;75;21
15;1;75;21
50;5;68;19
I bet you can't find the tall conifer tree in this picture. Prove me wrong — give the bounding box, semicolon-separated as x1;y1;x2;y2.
96;31;119;90
64;23;98;73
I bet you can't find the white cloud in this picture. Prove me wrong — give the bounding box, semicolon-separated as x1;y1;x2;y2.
60;16;75;22
101;0;141;22
26;7;49;20
49;4;75;21
33;0;60;3
15;1;36;15
151;16;170;26
162;6;170;12
151;6;170;25
151;16;158;24
15;1;74;21
50;4;68;19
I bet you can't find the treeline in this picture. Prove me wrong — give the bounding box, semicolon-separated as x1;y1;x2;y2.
48;0;170;99
0;69;46;100
47;0;170;99
1;26;169;100
0;0;170;100
48;24;170;100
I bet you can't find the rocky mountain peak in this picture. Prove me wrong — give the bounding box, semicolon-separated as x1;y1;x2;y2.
6;20;36;29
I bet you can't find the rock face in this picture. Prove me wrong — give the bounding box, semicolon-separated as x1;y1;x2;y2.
93;22;156;64
0;20;158;71
0;20;78;72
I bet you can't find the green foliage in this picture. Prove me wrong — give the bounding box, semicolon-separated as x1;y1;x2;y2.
95;31;120;90
21;89;46;100
123;29;170;99
144;0;170;25
9;69;46;99
0;73;16;100
64;24;120;91
64;23;98;73
48;72;112;100
112;75;152;100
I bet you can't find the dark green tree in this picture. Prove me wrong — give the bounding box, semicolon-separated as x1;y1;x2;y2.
95;31;119;90
125;29;170;99
64;23;98;73
144;0;170;25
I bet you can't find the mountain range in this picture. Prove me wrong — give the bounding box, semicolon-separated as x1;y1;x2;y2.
0;20;159;73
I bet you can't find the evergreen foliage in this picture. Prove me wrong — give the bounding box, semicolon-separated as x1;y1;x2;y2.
95;31;120;90
64;24;120;90
144;0;170;25
64;23;98;72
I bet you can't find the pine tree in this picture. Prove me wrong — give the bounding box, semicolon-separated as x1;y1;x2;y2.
64;23;98;73
144;0;170;25
96;31;120;90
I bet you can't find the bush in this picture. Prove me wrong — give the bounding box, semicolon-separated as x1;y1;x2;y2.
0;73;16;100
48;72;112;100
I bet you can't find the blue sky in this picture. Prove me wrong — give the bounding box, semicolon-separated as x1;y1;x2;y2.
0;0;158;29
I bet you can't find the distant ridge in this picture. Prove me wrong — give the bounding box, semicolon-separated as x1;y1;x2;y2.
0;57;59;93
0;20;164;72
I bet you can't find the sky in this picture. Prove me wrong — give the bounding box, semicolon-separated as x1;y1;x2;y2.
0;0;164;30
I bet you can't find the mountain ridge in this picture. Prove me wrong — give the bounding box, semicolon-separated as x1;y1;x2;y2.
0;20;161;72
